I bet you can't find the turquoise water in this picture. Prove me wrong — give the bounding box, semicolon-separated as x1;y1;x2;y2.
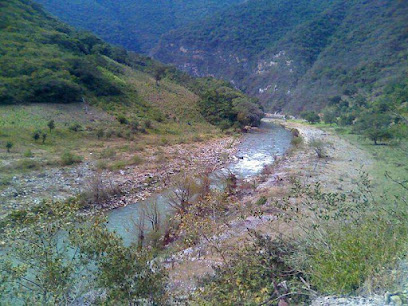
107;120;292;245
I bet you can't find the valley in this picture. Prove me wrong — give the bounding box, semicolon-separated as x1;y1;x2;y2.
0;0;407;305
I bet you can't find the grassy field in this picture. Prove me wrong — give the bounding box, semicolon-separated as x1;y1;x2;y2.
0;101;220;191
316;123;408;198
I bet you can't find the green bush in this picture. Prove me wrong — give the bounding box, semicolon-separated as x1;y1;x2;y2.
301;111;320;124
60;152;82;166
23;149;34;157
15;159;40;170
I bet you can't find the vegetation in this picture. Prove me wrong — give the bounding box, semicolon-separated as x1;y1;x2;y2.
0;200;168;305
33;0;244;53
155;0;408;113
0;0;261;129
301;111;320;124
321;77;408;145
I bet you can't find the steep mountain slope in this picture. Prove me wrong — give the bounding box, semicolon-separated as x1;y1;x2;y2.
33;0;245;53
154;0;408;113
0;0;262;128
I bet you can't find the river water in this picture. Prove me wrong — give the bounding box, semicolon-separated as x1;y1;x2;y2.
107;120;292;245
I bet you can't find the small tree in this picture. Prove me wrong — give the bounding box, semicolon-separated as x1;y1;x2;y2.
47;120;55;133
5;141;13;153
355;112;394;145
33;131;40;142
309;138;327;158
323;107;338;125
154;67;166;86
301;111;320;124
42;133;47;144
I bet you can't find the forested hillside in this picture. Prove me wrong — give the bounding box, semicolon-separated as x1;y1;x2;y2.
0;0;262;129
33;0;245;53
154;0;408;113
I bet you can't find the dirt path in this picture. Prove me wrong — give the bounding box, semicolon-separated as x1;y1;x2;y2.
166;119;374;295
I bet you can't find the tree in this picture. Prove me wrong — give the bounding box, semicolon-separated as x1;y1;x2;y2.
5;141;13;153
154;67;166;86
355;112;394;145
32;131;40;142
322;107;338;125
42;133;47;144
47;120;55;133
301;111;320;124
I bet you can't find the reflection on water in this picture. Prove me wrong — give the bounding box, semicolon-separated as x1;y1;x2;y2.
107;120;292;245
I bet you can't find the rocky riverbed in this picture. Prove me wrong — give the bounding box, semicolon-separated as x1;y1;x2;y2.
0;136;239;217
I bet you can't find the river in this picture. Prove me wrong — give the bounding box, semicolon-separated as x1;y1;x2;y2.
107;119;292;246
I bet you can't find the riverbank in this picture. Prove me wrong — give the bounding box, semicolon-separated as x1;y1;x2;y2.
0;134;240;217
165;118;376;296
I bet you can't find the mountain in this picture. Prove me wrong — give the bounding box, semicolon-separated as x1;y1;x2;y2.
0;0;262;129
32;0;245;53
153;0;408;113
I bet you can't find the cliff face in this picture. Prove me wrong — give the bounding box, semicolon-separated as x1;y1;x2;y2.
153;0;408;113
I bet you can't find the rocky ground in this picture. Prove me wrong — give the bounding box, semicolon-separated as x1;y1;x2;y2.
0;136;239;217
165;119;407;305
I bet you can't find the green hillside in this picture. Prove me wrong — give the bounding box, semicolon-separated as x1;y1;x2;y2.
0;0;262;129
154;0;408;114
33;0;245;53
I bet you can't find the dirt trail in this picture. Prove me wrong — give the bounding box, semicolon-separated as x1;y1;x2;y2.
166;119;374;295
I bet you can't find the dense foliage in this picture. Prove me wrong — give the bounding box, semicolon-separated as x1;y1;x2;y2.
322;77;408;144
154;0;408;113
33;0;244;53
0;0;135;105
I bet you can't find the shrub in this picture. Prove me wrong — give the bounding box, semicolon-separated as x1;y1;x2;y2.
47;120;55;133
5;141;13;153
309;138;327;158
78;175;122;207
32;131;40;142
41;133;47;144
117;115;128;125
291;135;303;147
15;159;40;170
194;233;308;305
301;111;320;124
23;149;33;157
68;123;82;132
60;152;82;166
